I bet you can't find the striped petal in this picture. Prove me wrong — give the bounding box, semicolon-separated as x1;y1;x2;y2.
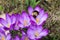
6;13;11;25
34;5;41;12
11;14;16;24
28;6;33;15
0;18;7;27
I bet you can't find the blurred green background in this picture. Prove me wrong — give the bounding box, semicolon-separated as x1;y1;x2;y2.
0;0;60;40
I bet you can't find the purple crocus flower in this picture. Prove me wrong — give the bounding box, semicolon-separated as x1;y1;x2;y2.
12;13;24;30
27;25;49;40
28;6;48;25
0;20;19;40
0;13;16;30
0;27;11;40
18;11;31;28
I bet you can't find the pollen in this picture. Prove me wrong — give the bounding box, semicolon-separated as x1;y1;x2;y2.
24;20;28;26
1;36;5;40
7;24;10;28
25;37;29;40
35;31;39;37
36;18;40;23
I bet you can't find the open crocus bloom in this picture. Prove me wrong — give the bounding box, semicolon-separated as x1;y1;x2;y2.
18;11;31;28
0;14;16;30
11;13;21;30
0;27;11;40
28;6;48;25
27;25;49;40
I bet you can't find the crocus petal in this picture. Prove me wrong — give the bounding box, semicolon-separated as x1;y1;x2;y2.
0;33;6;40
16;13;20;21
0;28;6;40
18;23;24;28
22;11;30;21
30;15;36;22
39;29;49;37
6;13;11;25
0;18;8;27
36;26;43;33
0;23;4;27
35;15;41;25
20;11;27;24
14;25;20;30
39;9;45;17
39;13;48;25
5;30;9;35
6;34;11;40
14;35;20;40
0;27;5;35
27;29;35;39
20;11;30;27
10;24;16;30
19;16;24;24
21;35;30;40
34;5;41;12
11;14;16;24
22;31;26;35
28;6;33;15
4;27;10;30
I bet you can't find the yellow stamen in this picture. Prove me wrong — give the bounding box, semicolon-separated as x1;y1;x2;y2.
24;20;27;26
1;36;5;40
7;24;10;28
36;18;40;23
25;37;29;40
35;31;39;37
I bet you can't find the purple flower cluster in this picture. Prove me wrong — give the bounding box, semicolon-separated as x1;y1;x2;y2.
0;6;49;40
